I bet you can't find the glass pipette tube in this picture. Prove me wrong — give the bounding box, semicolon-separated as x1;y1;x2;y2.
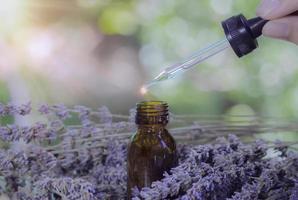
142;38;230;91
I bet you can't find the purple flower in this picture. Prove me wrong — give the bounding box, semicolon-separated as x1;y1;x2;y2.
35;177;96;200
17;102;31;116
0;126;12;141
228;182;260;200
75;105;92;126
92;164;127;198
0;123;53;143
290;182;298;200
104;140;127;167
128;108;136;123
50;120;64;131
0;149;29;176
0;102;31;116
98;106;112;124
0;103;6;116
28;122;48;141
6;103;18;115
27;146;57;172
52;104;71;120
0;125;20;142
38;104;50;115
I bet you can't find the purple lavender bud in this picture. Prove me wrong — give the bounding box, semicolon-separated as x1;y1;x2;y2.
180;195;192;200
0;150;14;174
74;105;91;116
0;102;32;116
77;148;91;165
0;103;6;116
50;120;64;131
140;187;161;199
98;106;112;124
0;126;12;141
38;104;50;115
274;140;288;157
131;187;140;197
6;103;18;115
93;165;127;198
17;102;31;116
228;182;260;200
59;152;77;168
52;104;71;120
290;182;298;200
34;147;57;170
29;122;48;141
105;140;127;167
35;177;95;199
0;150;29;176
80;124;98;138
128;108;136;123
0;125;21;142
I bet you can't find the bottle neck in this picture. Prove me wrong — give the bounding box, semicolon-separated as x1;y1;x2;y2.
135;101;169;125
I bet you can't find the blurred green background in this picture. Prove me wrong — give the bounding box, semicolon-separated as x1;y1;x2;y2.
0;0;298;119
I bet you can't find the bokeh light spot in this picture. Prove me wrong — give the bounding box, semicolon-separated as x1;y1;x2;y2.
98;6;138;35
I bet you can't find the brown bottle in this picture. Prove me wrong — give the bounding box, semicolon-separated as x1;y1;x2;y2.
127;101;178;199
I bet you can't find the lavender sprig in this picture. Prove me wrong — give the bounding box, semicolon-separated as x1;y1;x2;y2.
0;102;31;116
34;176;96;200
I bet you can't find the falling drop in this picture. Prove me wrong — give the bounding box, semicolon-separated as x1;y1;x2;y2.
140;86;148;95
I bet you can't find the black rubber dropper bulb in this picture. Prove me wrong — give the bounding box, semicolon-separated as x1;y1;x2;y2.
222;14;268;57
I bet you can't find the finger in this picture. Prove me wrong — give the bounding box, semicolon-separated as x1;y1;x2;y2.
262;16;298;45
256;0;298;19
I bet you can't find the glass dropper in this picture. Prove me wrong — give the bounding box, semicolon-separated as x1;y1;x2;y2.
141;38;230;92
140;14;269;94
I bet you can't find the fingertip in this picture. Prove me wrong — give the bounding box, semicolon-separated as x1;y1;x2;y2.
262;16;298;45
262;21;290;40
256;0;281;19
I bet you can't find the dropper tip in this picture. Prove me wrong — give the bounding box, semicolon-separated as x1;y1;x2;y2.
140;81;156;95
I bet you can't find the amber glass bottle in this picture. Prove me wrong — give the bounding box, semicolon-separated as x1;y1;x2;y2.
127;101;178;199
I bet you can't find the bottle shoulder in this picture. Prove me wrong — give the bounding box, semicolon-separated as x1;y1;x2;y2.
129;128;176;152
130;128;174;141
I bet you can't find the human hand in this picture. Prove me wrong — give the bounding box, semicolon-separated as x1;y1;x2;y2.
257;0;298;45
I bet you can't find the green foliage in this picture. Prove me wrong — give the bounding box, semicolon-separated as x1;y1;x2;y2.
126;0;298;120
0;81;13;125
2;0;291;122
98;2;137;35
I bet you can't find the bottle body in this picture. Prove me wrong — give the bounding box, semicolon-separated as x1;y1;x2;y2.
127;126;177;198
126;101;177;199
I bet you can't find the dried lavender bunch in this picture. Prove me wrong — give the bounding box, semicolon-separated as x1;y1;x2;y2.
0;103;297;200
133;135;298;200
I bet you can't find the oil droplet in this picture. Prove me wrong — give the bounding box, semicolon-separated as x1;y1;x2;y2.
140;86;148;95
